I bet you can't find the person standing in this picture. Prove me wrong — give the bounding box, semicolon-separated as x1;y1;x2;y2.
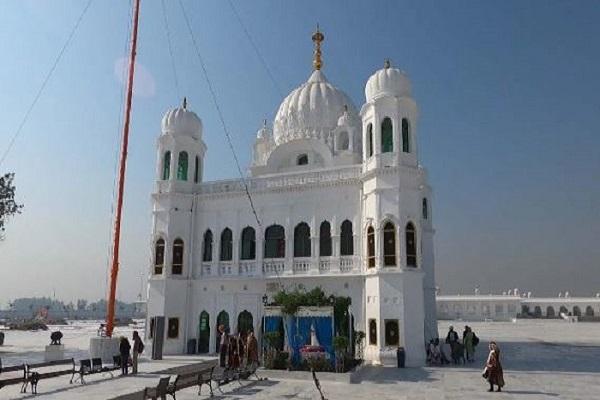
463;326;475;362
132;331;144;375
483;341;505;392
218;324;229;367
445;326;459;362
119;336;131;375
246;331;259;367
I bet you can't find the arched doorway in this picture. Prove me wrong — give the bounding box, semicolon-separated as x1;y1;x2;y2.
573;306;582;317
546;306;555;318
585;306;595;317
237;310;253;336
215;310;230;353
198;311;210;353
534;306;542;318
559;306;568;316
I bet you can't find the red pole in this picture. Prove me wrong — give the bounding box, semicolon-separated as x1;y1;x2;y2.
106;0;141;338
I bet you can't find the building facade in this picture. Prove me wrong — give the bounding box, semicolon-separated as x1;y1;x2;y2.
146;30;437;367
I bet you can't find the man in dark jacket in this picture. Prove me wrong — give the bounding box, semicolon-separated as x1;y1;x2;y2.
119;337;131;375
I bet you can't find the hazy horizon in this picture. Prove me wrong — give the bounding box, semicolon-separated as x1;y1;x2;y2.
1;0;599;306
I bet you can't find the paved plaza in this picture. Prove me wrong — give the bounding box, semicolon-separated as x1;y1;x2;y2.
1;320;599;399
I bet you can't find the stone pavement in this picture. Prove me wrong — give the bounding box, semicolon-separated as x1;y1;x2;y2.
1;320;599;399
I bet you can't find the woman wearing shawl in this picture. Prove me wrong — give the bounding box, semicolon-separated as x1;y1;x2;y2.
483;341;505;392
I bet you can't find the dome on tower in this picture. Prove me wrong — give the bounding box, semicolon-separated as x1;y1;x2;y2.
365;60;411;102
256;120;272;140
161;98;202;139
273;70;358;145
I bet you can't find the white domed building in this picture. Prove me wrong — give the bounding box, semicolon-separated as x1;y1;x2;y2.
146;30;437;367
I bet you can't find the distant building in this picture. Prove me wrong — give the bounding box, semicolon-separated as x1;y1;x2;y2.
437;294;600;321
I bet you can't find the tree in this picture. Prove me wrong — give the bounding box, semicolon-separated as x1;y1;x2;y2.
0;173;23;239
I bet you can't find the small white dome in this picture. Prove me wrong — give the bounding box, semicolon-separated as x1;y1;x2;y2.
161;101;202;139
273;70;358;145
365;61;411;102
256;120;272;140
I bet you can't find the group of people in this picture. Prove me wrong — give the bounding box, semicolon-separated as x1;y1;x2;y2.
426;326;505;392
217;324;259;369
118;330;144;375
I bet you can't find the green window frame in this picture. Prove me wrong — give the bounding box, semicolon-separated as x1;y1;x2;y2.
402;118;410;153
162;151;171;180
177;151;188;181
381;117;393;153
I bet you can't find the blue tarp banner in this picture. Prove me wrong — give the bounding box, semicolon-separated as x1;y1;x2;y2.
264;316;282;333
298;316;334;362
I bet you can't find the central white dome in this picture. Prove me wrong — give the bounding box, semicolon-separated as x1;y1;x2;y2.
273;70;358;145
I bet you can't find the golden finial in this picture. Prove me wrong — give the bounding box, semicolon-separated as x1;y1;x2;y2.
384;59;391;69
183;97;187;109
312;24;324;71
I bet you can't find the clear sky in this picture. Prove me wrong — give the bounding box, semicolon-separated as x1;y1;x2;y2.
0;0;599;306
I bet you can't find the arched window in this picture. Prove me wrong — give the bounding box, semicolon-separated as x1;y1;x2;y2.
237;310;253;336
405;222;417;267
220;228;233;261
546;306;555;318
194;155;200;183
294;222;311;257
198;311;210;353
338;131;349;151
154;238;165;274
162;151;171;180
573;306;582;317
202;230;213;262
215;310;230;352
368;319;377;345
402;118;410;153
534;306;542;317
381;117;393;153
585;306;595;317
559;306;568;316
367;226;375;268
319;221;332;257
367;123;373;157
297;154;308;165
177;151;188;181
383;221;396;266
240;227;256;260
264;225;285;258
422;198;428;220
172;238;184;275
340;220;353;256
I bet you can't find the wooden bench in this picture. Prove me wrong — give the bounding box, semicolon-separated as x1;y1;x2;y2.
0;359;26;392
167;365;214;399
23;358;75;394
211;367;241;394
143;376;171;400
238;362;261;381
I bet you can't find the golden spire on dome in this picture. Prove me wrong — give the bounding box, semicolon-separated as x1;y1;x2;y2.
312;24;324;71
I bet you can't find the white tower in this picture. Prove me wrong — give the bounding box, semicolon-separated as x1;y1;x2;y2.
359;61;435;366
147;98;206;353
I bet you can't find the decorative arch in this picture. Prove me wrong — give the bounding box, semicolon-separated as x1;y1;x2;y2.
340;220;353;256
215;310;230;352
154;238;165;274
172;238;184;275
422;198;428;220
162;151;171;180
237;310;254;336
202;230;213;262
367;225;375;268
220;228;233;261
319;221;332;257
381;117;393;153
294;222;311;257
573;306;582;317
559;306;569;316
198;311;210;353
177;151;188;181
297;154;308;165
534;306;542;318
240;227;256;260
585;306;595;317
383;221;396;266
405;222;417;267
264;225;285;258
402;118;410;153
367;123;373;157
337;131;349;151
546;306;556;318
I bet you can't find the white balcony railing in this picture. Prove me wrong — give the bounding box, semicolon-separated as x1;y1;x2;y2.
201;262;212;277
219;262;234;277
319;258;332;273
340;256;358;273
263;259;285;276
239;261;257;276
293;258;311;274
